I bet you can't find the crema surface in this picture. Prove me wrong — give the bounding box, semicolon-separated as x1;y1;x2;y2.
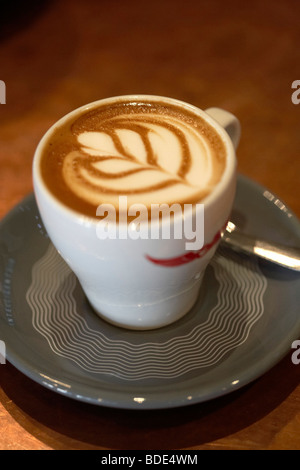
40;99;227;217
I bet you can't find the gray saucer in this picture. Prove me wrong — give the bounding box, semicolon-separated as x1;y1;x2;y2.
0;174;300;409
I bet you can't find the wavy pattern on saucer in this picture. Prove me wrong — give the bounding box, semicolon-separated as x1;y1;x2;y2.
26;244;267;381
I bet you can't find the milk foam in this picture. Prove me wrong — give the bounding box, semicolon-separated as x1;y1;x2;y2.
62;112;217;208
40;99;227;217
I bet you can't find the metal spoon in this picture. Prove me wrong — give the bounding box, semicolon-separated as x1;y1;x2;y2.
221;221;300;272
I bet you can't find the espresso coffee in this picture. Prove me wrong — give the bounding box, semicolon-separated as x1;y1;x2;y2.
40;97;227;218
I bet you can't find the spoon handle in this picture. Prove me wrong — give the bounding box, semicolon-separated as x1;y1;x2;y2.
221;229;300;271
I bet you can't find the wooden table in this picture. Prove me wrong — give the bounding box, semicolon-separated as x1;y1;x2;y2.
0;0;299;450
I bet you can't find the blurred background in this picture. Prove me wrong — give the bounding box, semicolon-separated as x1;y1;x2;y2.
0;0;299;220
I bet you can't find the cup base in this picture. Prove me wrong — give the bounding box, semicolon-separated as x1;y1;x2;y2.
87;280;203;331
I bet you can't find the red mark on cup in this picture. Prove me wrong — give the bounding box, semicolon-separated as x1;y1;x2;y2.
145;225;225;267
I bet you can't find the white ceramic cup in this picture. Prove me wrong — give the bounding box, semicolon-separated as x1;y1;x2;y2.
33;95;240;330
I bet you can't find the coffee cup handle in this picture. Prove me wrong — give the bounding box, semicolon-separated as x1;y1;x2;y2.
205;107;241;150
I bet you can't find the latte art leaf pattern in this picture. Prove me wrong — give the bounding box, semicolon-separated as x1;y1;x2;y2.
62;113;218;208
74;127;183;186
41;100;227;216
